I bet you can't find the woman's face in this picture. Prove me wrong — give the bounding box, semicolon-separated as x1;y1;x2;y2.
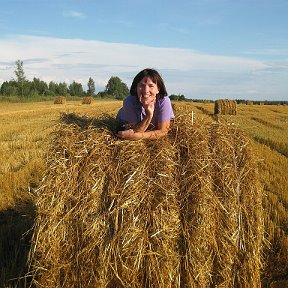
137;76;159;106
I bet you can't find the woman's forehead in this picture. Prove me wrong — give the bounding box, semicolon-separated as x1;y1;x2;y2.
139;76;156;84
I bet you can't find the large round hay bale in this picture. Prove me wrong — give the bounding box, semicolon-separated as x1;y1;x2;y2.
214;99;237;115
54;96;66;104
173;115;215;287
28;113;264;288
82;96;92;104
208;122;263;287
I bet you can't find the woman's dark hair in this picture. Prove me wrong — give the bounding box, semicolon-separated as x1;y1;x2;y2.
130;68;168;99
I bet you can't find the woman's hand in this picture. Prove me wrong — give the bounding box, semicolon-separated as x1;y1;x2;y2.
116;129;143;140
145;98;156;116
116;120;171;140
138;95;156;116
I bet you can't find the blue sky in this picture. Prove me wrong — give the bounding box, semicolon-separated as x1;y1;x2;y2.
0;0;287;100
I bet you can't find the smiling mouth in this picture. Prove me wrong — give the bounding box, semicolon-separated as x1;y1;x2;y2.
141;94;151;98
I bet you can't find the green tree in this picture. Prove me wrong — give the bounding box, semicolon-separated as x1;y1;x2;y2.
57;82;69;96
96;91;111;98
0;80;18;96
14;60;26;97
48;81;57;96
169;94;186;101
48;81;68;96
69;81;84;96
87;77;96;96
105;76;129;100
32;77;49;96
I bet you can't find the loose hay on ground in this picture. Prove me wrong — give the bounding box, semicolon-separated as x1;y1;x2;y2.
29;113;264;288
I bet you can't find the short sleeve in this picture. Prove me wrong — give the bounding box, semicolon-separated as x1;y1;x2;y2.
156;96;174;124
119;96;140;124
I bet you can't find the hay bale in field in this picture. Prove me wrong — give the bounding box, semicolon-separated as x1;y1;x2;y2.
174;117;216;287
82;96;93;104
214;99;237;115
28;113;264;288
208;122;263;287
54;96;66;104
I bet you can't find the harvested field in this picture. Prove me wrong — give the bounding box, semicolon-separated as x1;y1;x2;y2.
28;112;264;288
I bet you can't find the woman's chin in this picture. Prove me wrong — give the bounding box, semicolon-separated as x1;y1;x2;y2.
140;99;150;106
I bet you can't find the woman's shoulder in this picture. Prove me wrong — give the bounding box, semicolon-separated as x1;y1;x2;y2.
157;96;172;106
124;95;137;104
123;95;134;106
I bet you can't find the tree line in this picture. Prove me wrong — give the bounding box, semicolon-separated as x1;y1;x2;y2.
0;60;130;100
1;62;286;105
0;60;192;102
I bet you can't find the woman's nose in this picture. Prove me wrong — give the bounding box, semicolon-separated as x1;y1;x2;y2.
143;85;149;94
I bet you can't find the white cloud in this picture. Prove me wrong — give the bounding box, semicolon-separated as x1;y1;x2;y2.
0;34;286;100
242;49;288;57
62;10;86;19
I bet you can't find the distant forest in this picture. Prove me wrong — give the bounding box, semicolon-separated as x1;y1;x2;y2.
0;60;130;100
1;60;287;105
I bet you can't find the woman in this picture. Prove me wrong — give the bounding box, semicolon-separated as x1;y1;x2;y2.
116;68;174;140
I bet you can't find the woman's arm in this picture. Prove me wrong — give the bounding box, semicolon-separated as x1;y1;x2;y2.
117;119;171;140
120;97;155;134
130;110;153;132
120;95;155;131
